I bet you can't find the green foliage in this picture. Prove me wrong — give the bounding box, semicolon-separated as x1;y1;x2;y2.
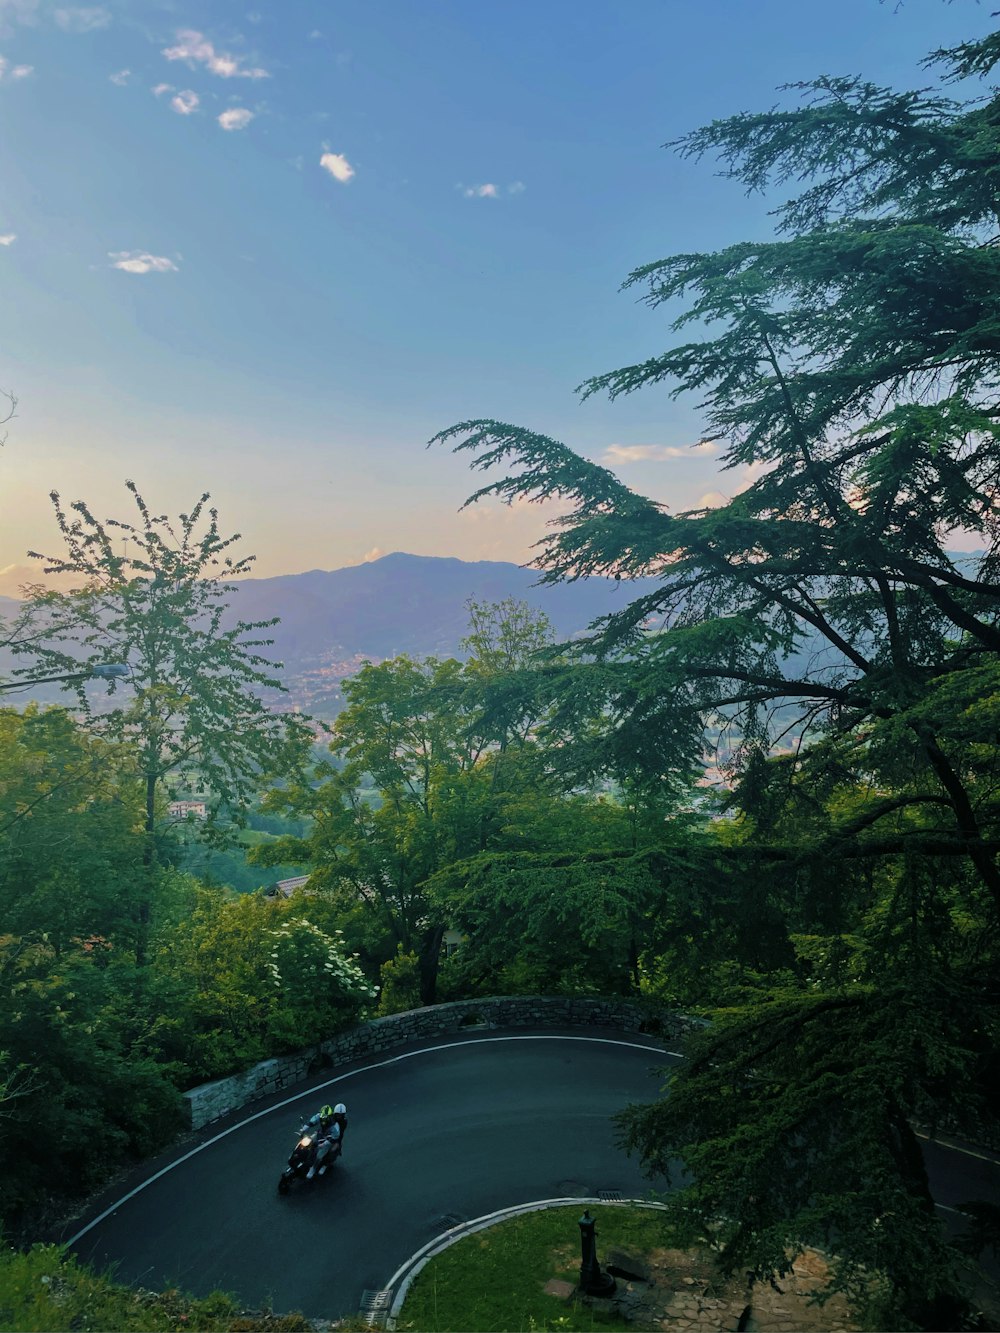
0;933;185;1228
617;974;990;1329
13;484;313;961
433;26;1000;1328
257;599;588;1002
0;1242;312;1332
0;706;146;952
377;946;423;1015
153;890;375;1082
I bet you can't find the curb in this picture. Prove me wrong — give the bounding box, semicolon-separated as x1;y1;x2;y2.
383;1196;669;1328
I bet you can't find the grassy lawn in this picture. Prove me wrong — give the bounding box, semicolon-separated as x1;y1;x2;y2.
398;1204;670;1333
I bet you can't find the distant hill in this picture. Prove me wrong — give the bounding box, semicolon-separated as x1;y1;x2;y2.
1;553;657;716
226;552;650;662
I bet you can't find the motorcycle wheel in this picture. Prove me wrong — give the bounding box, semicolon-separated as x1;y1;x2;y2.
277;1175;290;1195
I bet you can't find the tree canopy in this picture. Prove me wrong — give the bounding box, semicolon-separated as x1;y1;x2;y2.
13;484;312;959
435;27;1000;1329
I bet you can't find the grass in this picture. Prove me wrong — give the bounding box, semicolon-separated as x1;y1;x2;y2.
0;1244;313;1333
398;1204;670;1333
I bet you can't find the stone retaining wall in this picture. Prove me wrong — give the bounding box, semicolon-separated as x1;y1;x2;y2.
183;996;697;1130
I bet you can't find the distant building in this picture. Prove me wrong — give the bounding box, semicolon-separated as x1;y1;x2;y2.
271;874;312;898
168;800;208;819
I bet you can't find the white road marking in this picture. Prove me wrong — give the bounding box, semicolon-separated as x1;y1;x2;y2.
384;1196;669;1324
913;1130;1000;1166
63;1034;676;1247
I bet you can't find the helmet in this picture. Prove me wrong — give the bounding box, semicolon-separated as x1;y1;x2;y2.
333;1103;347;1115
319;1104;333;1119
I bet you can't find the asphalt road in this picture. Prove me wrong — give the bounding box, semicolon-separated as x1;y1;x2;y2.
67;1032;678;1323
65;1030;1000;1324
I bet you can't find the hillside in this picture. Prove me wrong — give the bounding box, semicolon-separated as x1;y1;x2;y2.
1;553;654;716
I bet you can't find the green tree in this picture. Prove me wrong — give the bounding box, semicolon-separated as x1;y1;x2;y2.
153;890;375;1082
14;484;312;962
0;706;146;953
257;599;562;1002
0;933;184;1230
435;28;1000;1326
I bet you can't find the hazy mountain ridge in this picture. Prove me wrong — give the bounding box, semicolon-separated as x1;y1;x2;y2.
1;553;657;716
226;552;657;715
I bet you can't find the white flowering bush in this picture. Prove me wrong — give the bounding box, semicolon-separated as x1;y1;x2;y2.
266;917;378;1044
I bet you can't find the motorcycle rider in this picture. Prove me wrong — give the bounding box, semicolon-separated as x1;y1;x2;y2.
305;1104;341;1178
331;1102;348;1153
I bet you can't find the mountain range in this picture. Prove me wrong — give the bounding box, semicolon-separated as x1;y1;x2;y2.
1;552;656;716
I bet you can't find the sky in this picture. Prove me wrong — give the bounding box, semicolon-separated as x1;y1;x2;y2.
0;0;995;593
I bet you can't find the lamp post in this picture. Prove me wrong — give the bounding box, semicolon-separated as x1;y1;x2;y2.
0;663;129;694
578;1210;617;1297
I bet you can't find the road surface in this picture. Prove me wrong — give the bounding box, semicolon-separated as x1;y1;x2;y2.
67;1031;677;1322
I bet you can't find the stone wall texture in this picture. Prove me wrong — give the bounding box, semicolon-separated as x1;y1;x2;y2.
183;996;698;1130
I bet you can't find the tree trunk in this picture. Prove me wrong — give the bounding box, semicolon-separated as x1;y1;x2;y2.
418;922;446;1005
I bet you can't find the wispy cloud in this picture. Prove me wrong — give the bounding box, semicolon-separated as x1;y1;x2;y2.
152;81;171;96
0;562;82;597
54;6;110;32
602;442;720;464
0;54;33;79
162;29;268;80
320;150;354;183
109;251;178;275
170;88;198;114
108;67;129;85
218;106;253;130
344;546;383;566
458;181;524;199
0;1;40;39
0;233;16;245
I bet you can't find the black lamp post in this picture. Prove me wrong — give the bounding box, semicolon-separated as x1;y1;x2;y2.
578;1209;616;1297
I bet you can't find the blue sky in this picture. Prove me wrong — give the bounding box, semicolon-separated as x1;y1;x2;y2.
0;0;994;590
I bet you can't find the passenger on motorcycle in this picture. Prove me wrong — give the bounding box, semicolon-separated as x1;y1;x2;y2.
305;1104;342;1178
331;1102;348;1152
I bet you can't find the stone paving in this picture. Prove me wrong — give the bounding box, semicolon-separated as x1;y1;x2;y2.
563;1245;860;1332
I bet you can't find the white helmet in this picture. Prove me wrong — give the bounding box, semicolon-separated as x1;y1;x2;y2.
334;1103;347;1115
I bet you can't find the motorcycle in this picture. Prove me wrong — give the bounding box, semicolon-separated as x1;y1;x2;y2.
278;1122;340;1194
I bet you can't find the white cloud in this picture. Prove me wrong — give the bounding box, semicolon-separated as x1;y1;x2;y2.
152;81;171;96
0;232;15;245
54;6;110;32
108;67;129;84
0;55;32;79
462;183;498;198
319;150;354;183
170;88;198;114
109;250;178;274
602;442;720;464
507;180;526;194
344;546;382;566
218;106;253;130
0;562;83;597
162;28;269;79
0;1;39;38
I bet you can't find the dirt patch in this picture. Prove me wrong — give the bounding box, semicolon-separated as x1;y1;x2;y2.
573;1245;860;1332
